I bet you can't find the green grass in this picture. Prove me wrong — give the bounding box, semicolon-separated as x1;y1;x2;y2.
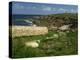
11;30;78;58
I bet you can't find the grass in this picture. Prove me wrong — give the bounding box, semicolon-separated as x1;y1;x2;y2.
11;30;78;58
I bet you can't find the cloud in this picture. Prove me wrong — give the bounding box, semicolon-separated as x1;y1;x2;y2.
42;7;52;11
14;4;57;12
40;5;57;11
32;6;37;9
51;8;56;11
58;8;67;12
14;4;77;13
70;9;77;13
39;5;52;11
14;4;25;10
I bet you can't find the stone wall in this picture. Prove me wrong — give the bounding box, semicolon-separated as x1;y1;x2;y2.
11;26;48;37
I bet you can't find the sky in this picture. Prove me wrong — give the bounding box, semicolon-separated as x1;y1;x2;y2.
11;1;78;15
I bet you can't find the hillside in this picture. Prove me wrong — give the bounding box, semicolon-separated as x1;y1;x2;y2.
31;13;78;30
11;13;78;58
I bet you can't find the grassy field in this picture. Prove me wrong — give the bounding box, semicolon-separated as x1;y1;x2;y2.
11;30;78;58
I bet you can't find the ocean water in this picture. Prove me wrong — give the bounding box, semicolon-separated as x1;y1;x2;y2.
12;15;33;26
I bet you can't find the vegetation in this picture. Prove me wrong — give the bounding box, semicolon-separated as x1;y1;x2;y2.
12;30;78;58
11;13;78;58
32;13;78;29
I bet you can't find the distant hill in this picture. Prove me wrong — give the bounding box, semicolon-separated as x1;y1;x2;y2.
12;13;78;29
31;13;78;28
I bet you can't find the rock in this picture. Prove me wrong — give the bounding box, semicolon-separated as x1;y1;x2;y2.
25;40;40;48
59;25;70;31
53;34;59;38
